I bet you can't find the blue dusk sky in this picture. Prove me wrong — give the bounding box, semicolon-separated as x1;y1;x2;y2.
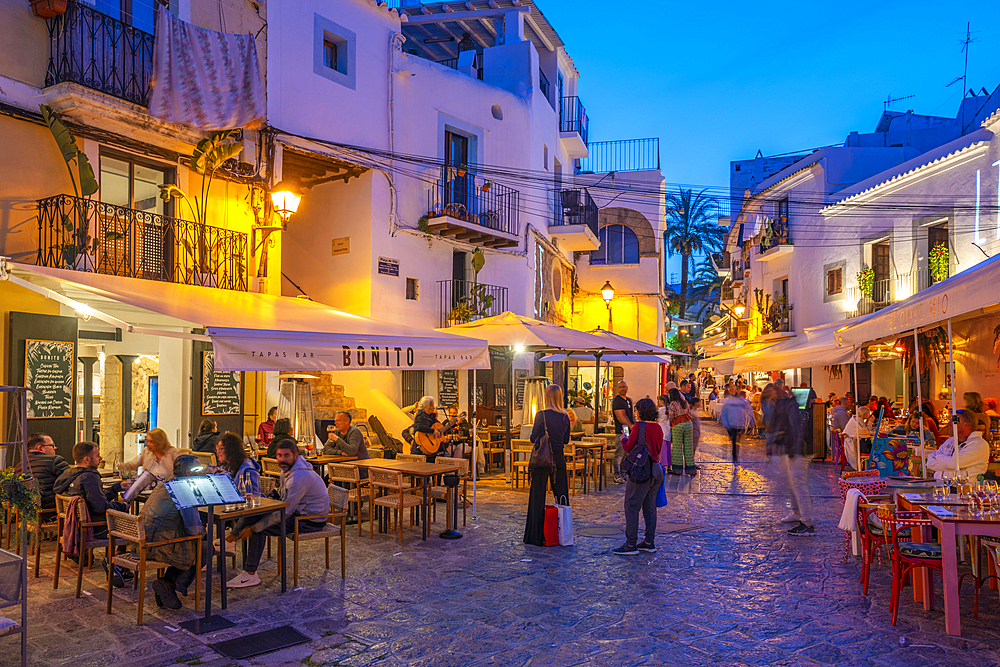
545;0;1000;194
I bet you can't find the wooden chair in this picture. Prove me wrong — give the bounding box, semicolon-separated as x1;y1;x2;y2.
565;444;587;496
191;451;217;467
395;453;426;464
511;440;532;489
260;457;282;479
368;448;384;459
370;469;422;545
53;494;111;598
328;463;369;536
105;509;202;626
431;457;469;527
27;502;58;579
291;485;349;586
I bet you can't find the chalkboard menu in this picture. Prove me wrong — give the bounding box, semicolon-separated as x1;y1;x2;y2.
202;351;241;416
514;369;529;411
438;370;459;409
25;339;75;419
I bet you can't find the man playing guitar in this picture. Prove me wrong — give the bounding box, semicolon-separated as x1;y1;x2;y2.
411;396;467;462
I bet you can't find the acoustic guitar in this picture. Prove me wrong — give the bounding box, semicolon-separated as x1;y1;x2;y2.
414;412;468;456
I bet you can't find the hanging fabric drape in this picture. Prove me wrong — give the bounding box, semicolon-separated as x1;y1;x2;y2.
149;5;266;129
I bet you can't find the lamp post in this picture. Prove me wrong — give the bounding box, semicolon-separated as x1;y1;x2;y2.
601;280;614;331
254;180;302;293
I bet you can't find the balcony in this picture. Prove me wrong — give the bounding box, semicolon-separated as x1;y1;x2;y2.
721;284;734;302
37;194;248;291
427;171;520;249
438;279;508;327
731;259;746;284
45;1;154;106
711;251;731;278
577;138;660;174
756;217;792;261
845;269;945;318
559;96;589;159
549;189;599;252
435;54;483;81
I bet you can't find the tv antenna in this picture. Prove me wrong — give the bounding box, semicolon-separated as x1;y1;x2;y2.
946;23;980;95
884;94;915;111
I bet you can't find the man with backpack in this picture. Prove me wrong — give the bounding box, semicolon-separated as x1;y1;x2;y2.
614;398;665;555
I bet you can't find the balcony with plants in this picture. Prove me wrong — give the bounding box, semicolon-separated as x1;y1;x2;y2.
35;108;248;291
845;255;950;319
753;288;792;336
425;169;520;249
755;216;792;260
549;188;599;252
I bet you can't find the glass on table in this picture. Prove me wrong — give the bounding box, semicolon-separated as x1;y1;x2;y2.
932;485;947;501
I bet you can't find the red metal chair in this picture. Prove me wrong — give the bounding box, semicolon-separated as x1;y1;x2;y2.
838;472;885;561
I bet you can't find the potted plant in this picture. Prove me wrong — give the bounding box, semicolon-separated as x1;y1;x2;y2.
159;130;243;287
30;0;68;19
40;105;101;271
929;243;949;283
856;266;875;299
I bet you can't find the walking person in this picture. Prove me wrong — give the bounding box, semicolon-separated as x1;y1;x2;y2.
613;398;665;555
773;389;814;535
721;390;753;465
523;384;571;547
667;388;696;476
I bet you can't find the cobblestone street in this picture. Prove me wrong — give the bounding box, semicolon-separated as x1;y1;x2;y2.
3;417;1000;666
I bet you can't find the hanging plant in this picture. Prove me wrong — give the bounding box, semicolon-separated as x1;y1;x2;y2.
856;266;875;299
929;243;949;283
895;326;948;374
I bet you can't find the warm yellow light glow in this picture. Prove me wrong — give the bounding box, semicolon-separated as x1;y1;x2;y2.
601;281;615;304
734;301;746;318
894;344;905;353
270;180;302;219
513;344;525;354
74;303;95;319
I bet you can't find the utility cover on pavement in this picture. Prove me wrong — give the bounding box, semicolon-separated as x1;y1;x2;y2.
210;626;309;660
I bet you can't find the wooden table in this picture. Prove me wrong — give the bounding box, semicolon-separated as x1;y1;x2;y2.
920;503;1000;635
346;459;461;540
304;454;356;466
202;497;289;609
573;441;605;494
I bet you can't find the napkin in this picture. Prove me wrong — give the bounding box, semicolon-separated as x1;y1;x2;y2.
925;506;957;517
901;493;924;501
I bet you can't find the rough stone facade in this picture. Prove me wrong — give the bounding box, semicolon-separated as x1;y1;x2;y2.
312;373;367;422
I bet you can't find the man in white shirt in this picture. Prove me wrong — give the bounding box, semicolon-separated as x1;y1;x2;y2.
926;411;990;481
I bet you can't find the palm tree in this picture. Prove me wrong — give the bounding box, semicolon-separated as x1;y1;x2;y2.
665;188;723;318
687;255;724;321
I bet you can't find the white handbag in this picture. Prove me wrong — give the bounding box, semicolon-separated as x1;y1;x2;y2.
554;495;574;546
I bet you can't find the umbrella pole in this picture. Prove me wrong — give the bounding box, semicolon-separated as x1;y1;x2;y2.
507;349;513;483
947;318;959;479
471;368;477;520
593;352;602;434
913;329;926;476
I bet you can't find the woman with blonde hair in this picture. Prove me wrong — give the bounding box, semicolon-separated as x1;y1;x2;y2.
523;383;571;546
120;427;178;480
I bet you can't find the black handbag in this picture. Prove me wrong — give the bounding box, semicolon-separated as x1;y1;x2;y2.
529;412;554;470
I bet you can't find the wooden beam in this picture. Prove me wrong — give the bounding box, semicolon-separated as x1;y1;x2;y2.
524;13;554;51
457;20;491;49
405;6;529;24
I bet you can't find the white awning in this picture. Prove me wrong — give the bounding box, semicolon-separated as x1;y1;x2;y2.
6;264;490;372
732;324;855;373
538;353;676;364
698;341;779;374
835;253;1000;348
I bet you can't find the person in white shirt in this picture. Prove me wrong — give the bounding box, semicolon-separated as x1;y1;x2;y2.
925;411;990;481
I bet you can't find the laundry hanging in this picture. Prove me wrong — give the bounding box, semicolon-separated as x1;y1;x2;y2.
149;5;265;129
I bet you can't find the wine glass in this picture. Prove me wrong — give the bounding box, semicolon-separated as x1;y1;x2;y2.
305;441;316;458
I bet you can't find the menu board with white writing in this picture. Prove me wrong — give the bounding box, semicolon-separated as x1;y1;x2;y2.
25;339;75;419
439;370;459;409
202;351;241;416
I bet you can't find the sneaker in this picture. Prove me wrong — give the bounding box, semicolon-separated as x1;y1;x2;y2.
102;558;125;588
636;542;657;553
787;522;816;536
781;513;802;523
151;578;182;609
226;571;261;589
612;543;639;556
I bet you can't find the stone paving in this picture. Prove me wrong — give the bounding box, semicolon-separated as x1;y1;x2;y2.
3;417;1000;666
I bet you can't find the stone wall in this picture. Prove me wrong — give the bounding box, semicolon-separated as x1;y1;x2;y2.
100;356;122;460
131;356;159;427
312;373;367;422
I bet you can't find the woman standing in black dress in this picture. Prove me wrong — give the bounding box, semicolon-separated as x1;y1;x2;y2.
523;383;571;546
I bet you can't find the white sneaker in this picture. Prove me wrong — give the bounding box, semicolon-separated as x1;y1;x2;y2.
226;571;260;589
781;513;801;523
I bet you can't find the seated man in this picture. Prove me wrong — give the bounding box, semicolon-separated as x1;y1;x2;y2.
322;411;369;462
226;439;330;589
444;406;471;456
27;432;69;510
926;410;990;481
141;455;211;610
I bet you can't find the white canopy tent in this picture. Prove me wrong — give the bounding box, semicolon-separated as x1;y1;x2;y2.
834;254;1000;478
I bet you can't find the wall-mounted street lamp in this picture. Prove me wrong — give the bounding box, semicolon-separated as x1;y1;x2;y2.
733;300;746;318
601;281;614;331
255;180;303;291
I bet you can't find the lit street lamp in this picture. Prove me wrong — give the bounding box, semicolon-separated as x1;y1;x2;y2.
255;179;303;291
601;281;614;330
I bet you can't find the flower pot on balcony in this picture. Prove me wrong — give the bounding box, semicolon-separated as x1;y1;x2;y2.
30;0;68;18
193;272;218;288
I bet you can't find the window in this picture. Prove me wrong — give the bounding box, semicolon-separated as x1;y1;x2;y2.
591;225;639;265
314;16;355;89
826;267;842;296
406;277;419;301
401;370;424;408
322;40;338;71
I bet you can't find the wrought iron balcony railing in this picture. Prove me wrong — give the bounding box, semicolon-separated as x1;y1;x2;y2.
844;269;946;318
759;217;791;254
436;55;484;81
37;194;248;291
577;138;660;174
552;188;598;235
45;1;155;106
721;284;734;301
559;96;589;145
428;171;519;237
438;279;507;327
